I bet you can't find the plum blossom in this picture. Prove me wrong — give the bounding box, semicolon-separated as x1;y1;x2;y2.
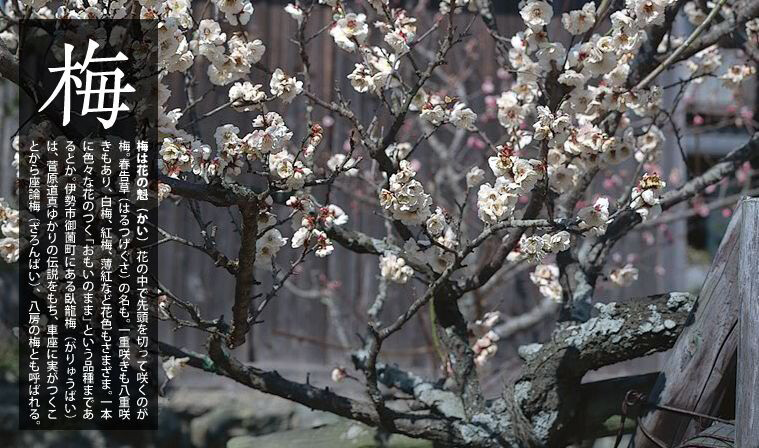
631;0;667;27
530;264;562;302
379;253;414;284
331;367;347;383
562;2;596;35
466;167;486;189
496;91;527;129
255;229;288;268
291;217;335;258
721;65;757;89
477;178;520;224
578;197;611;236
245;112;293;159
520;1;553;30
284;3;304;24
630;173;666;222
450;102;477;130
420;96;448;125
319;205;349;228
609;263;639;287
269;150;312;190
683;1;706;25
472;313;500;366
228;81;265;111
162;356;190;381
0;200;18;264
379;160;432;225
327;154;360;176
426;207;447;237
270;68;303;103
386;142;413;161
330;13;368;53
0;237;19;263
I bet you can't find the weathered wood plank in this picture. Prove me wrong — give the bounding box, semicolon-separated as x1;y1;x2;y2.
634;202;745;447
737;198;759;447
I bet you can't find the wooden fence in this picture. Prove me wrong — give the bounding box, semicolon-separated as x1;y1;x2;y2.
633;198;758;447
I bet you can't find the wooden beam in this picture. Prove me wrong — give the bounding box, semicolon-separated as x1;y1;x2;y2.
737;198;759;446
634;202;745;447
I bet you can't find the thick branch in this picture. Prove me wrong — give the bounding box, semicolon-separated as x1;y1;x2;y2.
515;292;696;445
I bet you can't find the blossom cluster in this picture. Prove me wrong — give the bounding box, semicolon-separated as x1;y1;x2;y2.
379;253;414;284
471;312;500;367
508;230;571;264
529;264;562;302
380;160;433;226
477;145;543;225
287;195;348;259
0;199;19;264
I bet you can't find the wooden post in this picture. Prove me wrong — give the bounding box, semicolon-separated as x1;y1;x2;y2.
738;198;759;447
634;201;745;447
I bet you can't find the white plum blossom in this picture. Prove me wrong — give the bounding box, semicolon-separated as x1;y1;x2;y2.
530;264;562;302
255;229;288;268
635;125;665;162
609;263;639;287
630;173;666;222
683;1;706;25
477;177;521;225
245;112;293;159
162;356;190;380
578;197;611;236
466;167;486;189
330;13;368;52
270;68;303;103
520;1;553;30
427;243;456;274
379;253;414;284
386;142;413;161
291;218;335;258
543;231;571;253
562;2;596;35
420;97;448;126
381;10;416;54
721;65;757;89
269;149;312;190
327;154;360;176
0;200;18;264
426;207;447;237
558;69;587;88
319;205;349;228
331;367;347;383
472;314;500;367
228;81;265;111
0;237;19;263
347;63;374;93
379;160;433;225
496;91;527;129
284;3;304;24
632;0;666;27
450;102;477;130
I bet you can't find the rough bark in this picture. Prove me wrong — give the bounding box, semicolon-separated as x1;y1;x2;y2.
515;292;696;445
158;291;695;448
